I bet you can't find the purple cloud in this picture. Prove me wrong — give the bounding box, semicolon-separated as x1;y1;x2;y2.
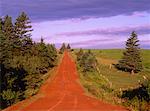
1;0;150;22
1;0;149;49
71;39;113;45
70;39;123;49
70;38;150;49
57;25;150;36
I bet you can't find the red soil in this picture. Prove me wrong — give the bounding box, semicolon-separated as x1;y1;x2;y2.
4;51;127;111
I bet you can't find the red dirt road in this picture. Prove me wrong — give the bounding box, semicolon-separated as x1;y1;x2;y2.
4;51;127;111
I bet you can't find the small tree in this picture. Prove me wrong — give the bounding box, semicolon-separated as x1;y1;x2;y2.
77;49;98;72
76;48;83;61
116;31;142;74
2;15;14;61
14;12;33;55
67;44;71;50
0;18;6;64
59;43;66;54
47;44;58;66
3;15;14;40
15;12;33;39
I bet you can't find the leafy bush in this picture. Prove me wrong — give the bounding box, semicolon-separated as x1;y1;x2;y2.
121;79;150;111
77;50;98;72
1;89;21;106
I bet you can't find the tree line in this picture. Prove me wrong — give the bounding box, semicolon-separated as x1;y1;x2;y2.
0;12;57;109
59;43;71;54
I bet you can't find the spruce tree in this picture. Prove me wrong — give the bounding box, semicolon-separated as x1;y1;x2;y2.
1;16;23;108
2;15;14;67
0;12;59;109
67;44;71;50
14;12;33;55
37;38;48;58
117;31;142;74
15;12;33;39
59;43;66;54
47;44;58;67
0;17;4;30
3;16;20;57
0;18;5;64
3;15;14;40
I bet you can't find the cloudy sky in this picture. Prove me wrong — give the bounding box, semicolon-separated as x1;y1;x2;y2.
1;0;150;48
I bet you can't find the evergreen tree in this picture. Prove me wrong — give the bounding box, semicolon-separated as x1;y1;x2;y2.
0;16;24;108
2;16;20;57
47;44;58;67
0;18;6;64
0;12;58;109
14;12;33;39
2;15;14;65
59;43;66;54
3;15;14;40
22;36;33;55
0;18;6;95
67;44;71;50
37;38;48;58
14;12;33;55
0;17;4;30
116;31;142;74
77;49;98;72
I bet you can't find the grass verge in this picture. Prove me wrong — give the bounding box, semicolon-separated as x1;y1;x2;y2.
72;49;150;111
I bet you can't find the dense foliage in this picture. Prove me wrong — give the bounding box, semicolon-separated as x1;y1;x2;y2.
120;79;150;111
76;49;98;72
0;12;57;109
116;31;143;74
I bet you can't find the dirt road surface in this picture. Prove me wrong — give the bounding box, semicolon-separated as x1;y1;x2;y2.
4;51;127;111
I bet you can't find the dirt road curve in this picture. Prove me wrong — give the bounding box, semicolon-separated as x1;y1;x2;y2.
4;51;127;111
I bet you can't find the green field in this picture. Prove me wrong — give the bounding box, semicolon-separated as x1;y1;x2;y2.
92;49;150;69
72;49;150;110
73;49;150;90
93;49;150;89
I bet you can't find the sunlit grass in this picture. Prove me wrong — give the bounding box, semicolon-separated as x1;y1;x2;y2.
73;49;150;89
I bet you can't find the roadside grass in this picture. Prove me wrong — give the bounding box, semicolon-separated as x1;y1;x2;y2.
72;49;150;110
73;49;150;89
77;67;116;104
98;64;148;90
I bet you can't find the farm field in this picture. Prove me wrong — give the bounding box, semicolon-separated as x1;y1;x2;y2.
72;49;150;110
73;49;150;90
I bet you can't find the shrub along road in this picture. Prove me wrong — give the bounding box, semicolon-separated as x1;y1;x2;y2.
4;51;127;111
